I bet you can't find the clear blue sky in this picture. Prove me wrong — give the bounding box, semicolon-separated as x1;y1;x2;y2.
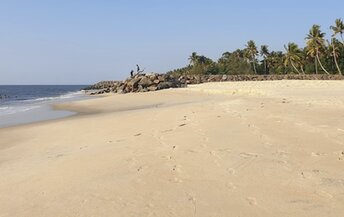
0;0;343;84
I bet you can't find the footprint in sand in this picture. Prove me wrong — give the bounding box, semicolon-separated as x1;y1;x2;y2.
163;155;173;160
200;143;208;148
137;165;149;172
239;152;259;158
55;154;65;158
186;149;198;154
337;151;344;161
172;165;181;172
226;168;236;175
246;197;257;206
79;145;88;150
311;152;327;157
186;193;197;215
225;182;237;190
209;151;217;156
300;169;321;179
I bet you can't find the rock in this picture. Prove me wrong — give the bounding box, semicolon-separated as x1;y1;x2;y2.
127;77;141;88
157;82;174;90
158;76;165;82
139;77;154;87
147;86;158;91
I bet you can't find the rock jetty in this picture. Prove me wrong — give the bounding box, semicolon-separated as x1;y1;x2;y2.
83;73;185;95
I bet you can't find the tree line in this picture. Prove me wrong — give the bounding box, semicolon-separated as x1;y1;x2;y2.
168;19;344;76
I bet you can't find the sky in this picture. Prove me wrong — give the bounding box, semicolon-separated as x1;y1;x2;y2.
0;0;343;84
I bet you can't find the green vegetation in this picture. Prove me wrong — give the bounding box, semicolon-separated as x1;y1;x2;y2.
168;19;344;76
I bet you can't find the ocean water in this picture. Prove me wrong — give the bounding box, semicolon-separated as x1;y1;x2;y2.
0;85;89;128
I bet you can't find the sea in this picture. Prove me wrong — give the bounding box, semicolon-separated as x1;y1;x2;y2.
0;85;89;128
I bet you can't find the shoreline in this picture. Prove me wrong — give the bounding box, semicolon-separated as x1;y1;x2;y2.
3;78;344;129
0;91;92;129
1;80;344;217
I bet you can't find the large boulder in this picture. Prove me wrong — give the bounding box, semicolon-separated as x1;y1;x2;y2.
139;76;154;87
127;77;142;89
157;82;174;90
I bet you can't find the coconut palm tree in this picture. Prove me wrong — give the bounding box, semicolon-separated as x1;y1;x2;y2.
266;51;284;74
260;45;269;74
284;42;303;74
189;52;199;66
305;25;330;75
328;39;342;75
330;18;344;45
245;40;258;74
299;50;306;74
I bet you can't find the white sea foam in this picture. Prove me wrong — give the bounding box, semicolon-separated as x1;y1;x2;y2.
23;91;83;103
0;91;84;118
0;105;41;116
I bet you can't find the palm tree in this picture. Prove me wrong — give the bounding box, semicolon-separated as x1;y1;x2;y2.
305;25;330;75
260;45;269;74
266;51;284;74
328;39;342;75
330;18;344;45
299;50;306;74
189;52;199;66
245;40;258;74
284;42;303;74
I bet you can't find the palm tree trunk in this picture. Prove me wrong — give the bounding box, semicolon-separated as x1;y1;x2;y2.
264;59;267;74
316;53;330;75
291;61;301;74
315;58;318;74
332;41;342;75
300;64;305;74
252;57;257;74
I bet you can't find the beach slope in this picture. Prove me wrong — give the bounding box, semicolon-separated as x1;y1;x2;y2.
1;80;344;217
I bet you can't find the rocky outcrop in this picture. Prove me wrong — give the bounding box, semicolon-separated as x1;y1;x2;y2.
83;73;344;95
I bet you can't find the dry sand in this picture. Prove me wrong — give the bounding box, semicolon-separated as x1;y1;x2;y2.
0;80;344;217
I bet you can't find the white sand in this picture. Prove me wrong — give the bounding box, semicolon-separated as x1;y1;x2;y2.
0;80;344;217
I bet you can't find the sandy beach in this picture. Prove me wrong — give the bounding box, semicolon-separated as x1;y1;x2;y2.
1;80;344;217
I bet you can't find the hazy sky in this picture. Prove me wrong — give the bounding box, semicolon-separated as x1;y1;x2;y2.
1;0;343;84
